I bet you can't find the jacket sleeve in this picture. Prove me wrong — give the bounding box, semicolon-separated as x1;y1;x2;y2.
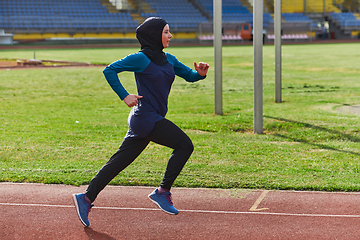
166;53;206;82
103;53;150;100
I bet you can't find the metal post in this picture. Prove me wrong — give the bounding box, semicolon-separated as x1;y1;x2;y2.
214;0;223;115
275;0;282;103
253;0;263;134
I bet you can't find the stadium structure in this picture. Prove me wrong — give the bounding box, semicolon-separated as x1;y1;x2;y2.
0;0;359;44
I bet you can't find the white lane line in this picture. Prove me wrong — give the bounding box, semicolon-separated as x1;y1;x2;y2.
1;202;360;218
0;202;74;208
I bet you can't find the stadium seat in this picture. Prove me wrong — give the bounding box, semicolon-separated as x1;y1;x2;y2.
0;0;138;32
330;12;360;29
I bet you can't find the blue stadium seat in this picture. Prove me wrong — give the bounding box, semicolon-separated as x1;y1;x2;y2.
143;0;207;29
282;13;311;22
196;0;272;26
330;12;360;29
0;0;138;32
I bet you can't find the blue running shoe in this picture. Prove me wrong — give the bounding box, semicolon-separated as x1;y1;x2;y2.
72;193;94;227
148;189;179;215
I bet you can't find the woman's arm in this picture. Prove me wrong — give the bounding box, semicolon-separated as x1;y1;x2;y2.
103;52;150;100
166;53;209;82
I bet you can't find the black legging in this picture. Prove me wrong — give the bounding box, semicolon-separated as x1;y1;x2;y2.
85;118;194;202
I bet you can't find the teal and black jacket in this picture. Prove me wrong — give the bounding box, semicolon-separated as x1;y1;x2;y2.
103;52;206;139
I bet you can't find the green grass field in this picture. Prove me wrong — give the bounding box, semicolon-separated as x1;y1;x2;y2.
0;43;359;191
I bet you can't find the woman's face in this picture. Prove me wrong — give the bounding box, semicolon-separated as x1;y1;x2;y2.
162;24;172;48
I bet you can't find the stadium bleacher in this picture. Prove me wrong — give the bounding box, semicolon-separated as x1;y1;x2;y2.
280;0;341;13
281;0;305;13
329;12;360;29
0;0;138;33
140;0;207;29
281;12;319;30
282;13;311;22
196;0;273;27
306;0;341;13
0;0;359;42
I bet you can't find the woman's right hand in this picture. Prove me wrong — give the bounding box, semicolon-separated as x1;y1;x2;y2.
124;94;143;108
194;62;210;76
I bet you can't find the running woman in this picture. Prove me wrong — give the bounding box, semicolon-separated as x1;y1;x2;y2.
73;17;209;227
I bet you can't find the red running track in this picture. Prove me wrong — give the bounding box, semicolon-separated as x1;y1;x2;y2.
0;182;359;240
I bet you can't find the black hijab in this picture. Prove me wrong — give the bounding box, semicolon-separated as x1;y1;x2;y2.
136;17;168;66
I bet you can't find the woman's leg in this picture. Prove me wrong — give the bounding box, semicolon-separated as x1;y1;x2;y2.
85;137;150;202
145;119;194;190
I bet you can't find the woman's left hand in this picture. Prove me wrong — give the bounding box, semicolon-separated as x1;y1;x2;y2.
194;62;209;77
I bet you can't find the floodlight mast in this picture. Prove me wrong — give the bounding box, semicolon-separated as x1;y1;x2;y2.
214;0;223;115
253;0;263;134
